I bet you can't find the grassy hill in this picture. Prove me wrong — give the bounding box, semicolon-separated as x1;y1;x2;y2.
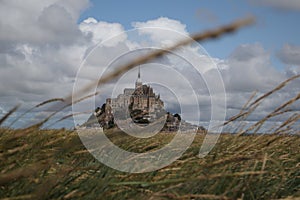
0;128;299;200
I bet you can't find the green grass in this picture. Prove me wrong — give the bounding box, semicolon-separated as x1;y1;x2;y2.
0;128;299;200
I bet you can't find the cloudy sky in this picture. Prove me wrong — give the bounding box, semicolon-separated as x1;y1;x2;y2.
0;0;300;129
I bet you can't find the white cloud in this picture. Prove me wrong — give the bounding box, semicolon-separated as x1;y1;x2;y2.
56;0;90;20
221;43;285;93
277;44;300;66
132;17;189;46
79;17;127;46
0;0;90;45
133;17;187;34
0;0;90;113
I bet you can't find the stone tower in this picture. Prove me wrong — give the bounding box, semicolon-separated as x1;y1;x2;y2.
135;66;142;89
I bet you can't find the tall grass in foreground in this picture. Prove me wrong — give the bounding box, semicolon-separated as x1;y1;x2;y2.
0;17;299;199
0;129;299;199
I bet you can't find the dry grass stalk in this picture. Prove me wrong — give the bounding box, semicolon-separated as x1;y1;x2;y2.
152;193;230;200
238;92;300;135
0;162;49;186
0;194;34;200
224;74;300;135
22;92;99;130
8;98;65;128
249;74;300;108
35;98;65;108
274;113;300;134
44;110;93;129
224;91;257;127
111;171;266;187
224;79;299;135
0;104;20;126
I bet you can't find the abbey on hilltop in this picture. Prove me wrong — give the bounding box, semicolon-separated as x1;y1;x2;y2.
84;67;167;128
105;67;164;121
83;67;205;132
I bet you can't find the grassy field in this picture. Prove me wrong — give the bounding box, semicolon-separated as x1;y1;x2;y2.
0;128;299;200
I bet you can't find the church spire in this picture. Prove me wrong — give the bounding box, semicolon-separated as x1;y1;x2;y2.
138;66;141;79
135;66;142;88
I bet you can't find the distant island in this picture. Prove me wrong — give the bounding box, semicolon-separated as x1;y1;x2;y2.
82;67;206;133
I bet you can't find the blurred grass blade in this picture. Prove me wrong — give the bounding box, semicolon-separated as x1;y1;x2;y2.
0;104;20;126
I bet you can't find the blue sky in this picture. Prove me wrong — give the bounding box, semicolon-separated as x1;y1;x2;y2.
80;0;300;68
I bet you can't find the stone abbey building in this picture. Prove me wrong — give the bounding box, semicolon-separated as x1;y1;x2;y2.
86;68;165;128
104;67;164;122
83;67;204;132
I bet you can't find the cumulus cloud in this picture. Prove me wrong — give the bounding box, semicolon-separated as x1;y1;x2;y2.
37;4;82;44
79;17;127;46
222;43;284;93
132;17;189;46
0;0;89;45
277;44;300;66
133;17;187;33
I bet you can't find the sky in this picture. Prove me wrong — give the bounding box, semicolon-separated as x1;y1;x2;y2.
80;1;300;65
0;0;300;130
